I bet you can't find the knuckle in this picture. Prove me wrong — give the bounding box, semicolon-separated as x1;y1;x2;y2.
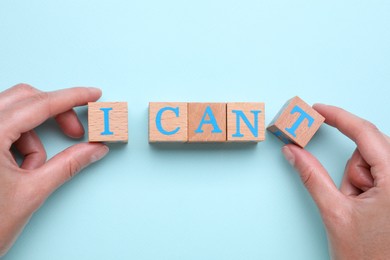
355;171;369;185
333;109;346;127
30;92;52;115
300;165;317;188
66;156;83;180
355;120;382;147
31;91;50;103
361;119;379;133
12;83;39;95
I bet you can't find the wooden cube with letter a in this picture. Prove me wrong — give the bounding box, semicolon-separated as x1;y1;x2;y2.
149;102;188;142
227;102;265;142
267;96;324;148
188;103;226;142
88;102;128;142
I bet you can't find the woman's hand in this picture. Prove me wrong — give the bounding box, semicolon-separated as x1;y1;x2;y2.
0;84;109;256
283;104;390;260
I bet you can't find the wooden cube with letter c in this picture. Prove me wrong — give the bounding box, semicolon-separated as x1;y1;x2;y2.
149;102;188;142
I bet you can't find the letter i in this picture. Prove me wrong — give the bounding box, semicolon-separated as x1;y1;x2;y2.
100;107;114;135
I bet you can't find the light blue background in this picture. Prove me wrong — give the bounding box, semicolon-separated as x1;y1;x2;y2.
1;1;389;259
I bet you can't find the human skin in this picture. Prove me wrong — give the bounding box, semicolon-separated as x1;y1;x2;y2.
0;84;109;256
283;104;390;260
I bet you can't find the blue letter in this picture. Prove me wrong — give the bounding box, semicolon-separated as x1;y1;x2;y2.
195;106;222;133
232;110;261;138
156;107;180;135
100;107;114;135
285;105;314;137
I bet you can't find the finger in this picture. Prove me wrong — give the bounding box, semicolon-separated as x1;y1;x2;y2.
13;130;46;170
282;144;344;213
1;87;101;142
0;84;88;139
345;149;373;192
55;109;85;138
33;143;109;196
339;167;361;197
340;150;373;197
340;158;359;196
0;84;40;110
313;104;390;174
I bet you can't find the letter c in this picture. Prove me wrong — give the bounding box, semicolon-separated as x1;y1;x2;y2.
156;107;180;135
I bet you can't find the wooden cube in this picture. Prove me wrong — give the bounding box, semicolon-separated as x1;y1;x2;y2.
267;96;324;148
88;102;128;142
188;103;226;142
227;103;265;142
149;102;188;142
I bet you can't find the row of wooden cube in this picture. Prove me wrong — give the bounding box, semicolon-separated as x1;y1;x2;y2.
88;96;325;147
149;102;265;143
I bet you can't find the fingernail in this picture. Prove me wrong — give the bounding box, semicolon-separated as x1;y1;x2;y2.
313;103;328;109
88;87;102;94
91;145;109;163
282;146;295;166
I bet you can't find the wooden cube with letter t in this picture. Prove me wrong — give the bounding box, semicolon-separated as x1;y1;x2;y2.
188;103;226;142
88;102;128;142
227;102;265;142
267;96;324;148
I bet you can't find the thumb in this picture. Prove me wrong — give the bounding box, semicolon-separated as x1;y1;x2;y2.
282;144;342;213
35;142;109;196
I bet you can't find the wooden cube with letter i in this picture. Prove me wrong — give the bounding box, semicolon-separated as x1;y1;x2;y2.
88;102;128;142
267;96;324;148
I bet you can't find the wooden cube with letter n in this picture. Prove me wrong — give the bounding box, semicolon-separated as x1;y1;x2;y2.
267;96;324;148
88;102;128;142
227;102;265;142
188;103;226;142
149;102;188;142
